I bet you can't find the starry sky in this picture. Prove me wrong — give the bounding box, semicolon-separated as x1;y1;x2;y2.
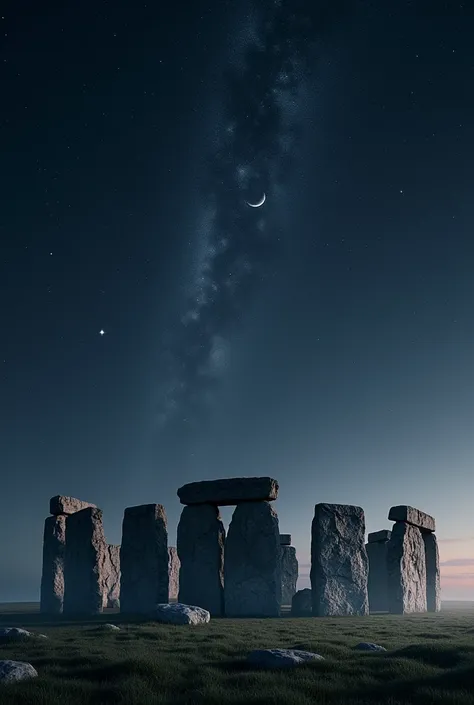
1;0;474;603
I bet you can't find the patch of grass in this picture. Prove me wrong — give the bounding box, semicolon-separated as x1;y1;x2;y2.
0;603;474;704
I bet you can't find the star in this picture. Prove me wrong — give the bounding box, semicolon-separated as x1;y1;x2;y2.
99;329;105;336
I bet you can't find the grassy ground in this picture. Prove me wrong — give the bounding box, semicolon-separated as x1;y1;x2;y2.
1;602;474;704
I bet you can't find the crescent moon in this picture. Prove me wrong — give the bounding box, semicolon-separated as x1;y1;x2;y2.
246;193;266;208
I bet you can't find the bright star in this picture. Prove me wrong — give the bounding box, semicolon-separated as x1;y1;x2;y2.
99;329;105;336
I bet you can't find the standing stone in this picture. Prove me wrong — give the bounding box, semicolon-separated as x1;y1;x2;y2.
280;545;298;605
423;532;441;612
103;545;120;608
168;547;180;600
387;521;427;614
177;504;225;615
310;503;369;617
63;507;108;615
291;588;312;616
224;501;281;617
40;515;66;614
49;496;96;516
120;504;168;613
366;533;390;612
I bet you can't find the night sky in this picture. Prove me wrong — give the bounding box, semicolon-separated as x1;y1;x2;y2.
1;0;474;603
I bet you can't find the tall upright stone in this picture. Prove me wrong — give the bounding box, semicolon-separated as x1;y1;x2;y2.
224;501;281;617
280;545;298;605
177;504;225;615
103;544;120;608
40;515;67;613
63;507;108;615
311;503;369;616
120;504;168;613
423;532;441;612
168;547;180;601
387;521;427;614
366;530;391;613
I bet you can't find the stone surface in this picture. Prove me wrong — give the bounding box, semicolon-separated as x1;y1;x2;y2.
366;540;389;612
177;505;225;615
310;503;369;617
291;588;312;616
423;532;441;612
388;506;435;532
0;628;32;642
49;495;96;516
0;660;38;684
280;545;298;605
154;602;210;625
224;500;281;617
387;521;427;614
355;642;387;651
247;649;324;669
98;623;120;631
40;515;66;614
120;504;169;613
63;507;108;615
279;534;291;545
168;546;180;600
368;529;392;543
103;544;120;609
177;476;278;506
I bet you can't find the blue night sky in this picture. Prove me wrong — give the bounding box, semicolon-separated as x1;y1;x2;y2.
1;0;473;603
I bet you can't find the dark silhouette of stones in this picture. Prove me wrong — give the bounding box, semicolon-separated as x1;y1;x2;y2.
224;501;281;616
423;532;441;612
40;515;66;614
388;506;435;532
387;521;427;614
63;507;108;615
177;504;225;615
103;545;120;608
168;547;180;600
368;530;391;543
280;534;291;545
280;545;298;605
366;534;390;612
291;588;312;616
120;504;169;613
49;496;96;516
177;477;278;506
310;503;369;616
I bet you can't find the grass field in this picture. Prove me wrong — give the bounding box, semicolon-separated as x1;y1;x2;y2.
1;602;474;704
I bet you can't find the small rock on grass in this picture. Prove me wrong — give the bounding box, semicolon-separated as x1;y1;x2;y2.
355;642;386;651
247;649;324;669
0;628;48;641
98;623;120;631
0;660;38;684
154;603;210;625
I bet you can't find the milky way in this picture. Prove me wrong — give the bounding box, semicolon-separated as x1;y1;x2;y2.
156;0;348;441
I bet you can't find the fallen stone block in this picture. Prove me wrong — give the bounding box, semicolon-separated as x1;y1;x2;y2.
388;506;435;532
247;649;324;669
177;476;278;506
154;602;210;625
0;660;38;684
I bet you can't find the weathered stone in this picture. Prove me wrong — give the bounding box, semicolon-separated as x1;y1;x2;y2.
423;532;441;612
366;540;389;612
63;507;108;615
40;515;66;614
388;506;435;532
103;544;120;609
97;623;120;631
368;529;392;543
49;495;96;516
177;476;278;506
279;534;291;545
355;642;386;652
310;503;369;616
247;649;324;669
387;522;427;614
168;547;180;600
120;504;168;613
0;660;38;683
224;501;281;617
280;545;298;605
291;588;312;616
154;603;210;625
177;504;225;615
